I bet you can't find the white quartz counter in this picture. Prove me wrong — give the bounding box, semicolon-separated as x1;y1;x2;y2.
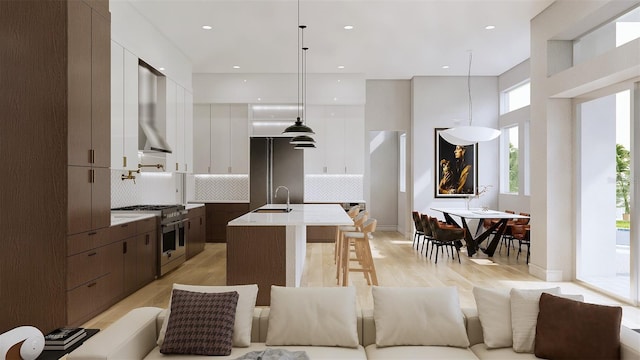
227;204;352;227
185;203;205;210
110;213;156;226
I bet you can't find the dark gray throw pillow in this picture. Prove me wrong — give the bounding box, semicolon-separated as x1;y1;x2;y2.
160;289;239;356
534;292;622;360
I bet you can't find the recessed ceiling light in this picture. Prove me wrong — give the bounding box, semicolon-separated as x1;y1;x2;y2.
442;65;450;69
337;65;345;69
233;65;240;69
485;25;496;30
344;25;354;30
202;25;212;30
257;97;261;101
243;79;247;82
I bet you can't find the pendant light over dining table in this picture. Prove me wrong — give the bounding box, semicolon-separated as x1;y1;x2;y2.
283;0;316;149
439;52;500;145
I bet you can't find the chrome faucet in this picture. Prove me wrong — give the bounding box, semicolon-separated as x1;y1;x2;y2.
275;186;290;212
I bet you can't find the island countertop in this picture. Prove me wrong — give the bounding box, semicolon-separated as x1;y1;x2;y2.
228;203;353;226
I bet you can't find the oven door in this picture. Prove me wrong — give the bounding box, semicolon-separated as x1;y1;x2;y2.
160;221;186;267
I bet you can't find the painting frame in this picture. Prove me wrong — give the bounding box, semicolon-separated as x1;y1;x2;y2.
435;128;478;198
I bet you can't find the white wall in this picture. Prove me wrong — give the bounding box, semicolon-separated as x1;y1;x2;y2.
498;59;531;214
110;1;192;90
369;131;399;231
365;80;411;236
530;0;640;281
412;76;499;218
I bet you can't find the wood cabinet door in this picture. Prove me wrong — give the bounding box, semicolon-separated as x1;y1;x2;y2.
68;166;92;235
91;9;111;168
92;167;111;230
67;1;92;167
137;231;157;285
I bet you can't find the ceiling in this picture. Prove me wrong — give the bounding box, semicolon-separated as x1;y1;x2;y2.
125;0;555;79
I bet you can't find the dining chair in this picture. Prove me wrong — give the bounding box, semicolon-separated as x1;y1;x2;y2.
510;224;530;263
427;217;465;264
412;211;424;250
419;214;435;256
502;212;530;256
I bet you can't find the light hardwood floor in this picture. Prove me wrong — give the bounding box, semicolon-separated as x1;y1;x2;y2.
82;231;640;330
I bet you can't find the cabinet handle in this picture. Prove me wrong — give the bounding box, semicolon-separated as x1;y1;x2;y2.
323;166;327;173
88;231;97;236
88;149;93;164
176;162;179;171
123;241;127;254
345;166;347;174
200;217;202;225
208;166;211;173
185;164;188;172
145;234;150;245
87;282;97;288
121;223;128;228
188;221;191;230
123;156;127;168
228;166;232;174
87;252;97;257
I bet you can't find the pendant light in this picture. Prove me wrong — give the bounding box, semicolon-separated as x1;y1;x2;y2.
293;44;316;149
283;2;315;139
440;52;500;145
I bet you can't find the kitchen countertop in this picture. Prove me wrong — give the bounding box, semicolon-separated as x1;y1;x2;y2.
110;213;156;226
227;204;353;227
185;203;205;210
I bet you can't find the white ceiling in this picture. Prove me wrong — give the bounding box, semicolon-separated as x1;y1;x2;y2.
124;0;555;79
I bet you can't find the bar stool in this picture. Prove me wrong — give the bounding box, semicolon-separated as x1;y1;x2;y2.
335;211;368;283
342;219;378;286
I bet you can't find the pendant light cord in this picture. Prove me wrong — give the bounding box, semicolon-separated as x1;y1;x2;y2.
468;51;473;126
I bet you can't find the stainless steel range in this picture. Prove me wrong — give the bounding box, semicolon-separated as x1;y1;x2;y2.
111;204;188;276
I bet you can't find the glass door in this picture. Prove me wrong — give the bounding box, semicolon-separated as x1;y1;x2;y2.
576;87;635;302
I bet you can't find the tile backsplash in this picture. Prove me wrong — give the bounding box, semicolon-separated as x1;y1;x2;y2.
111;170;183;208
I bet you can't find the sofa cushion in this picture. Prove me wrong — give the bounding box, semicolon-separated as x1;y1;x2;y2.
372;286;469;348
266;286;359;348
534;293;622;360
469;343;539;360
157;284;258;348
366;344;480;360
160;290;238;356
472;287;512;348
509;287;560;353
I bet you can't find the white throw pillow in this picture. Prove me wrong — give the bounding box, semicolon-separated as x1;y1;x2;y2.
265;286;359;347
509;287;560;353
472;287;512;348
372;286;469;348
157;284;258;347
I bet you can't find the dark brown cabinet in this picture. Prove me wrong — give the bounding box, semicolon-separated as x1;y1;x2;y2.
1;0;112;333
206;203;250;243
119;218;157;297
186;206;206;259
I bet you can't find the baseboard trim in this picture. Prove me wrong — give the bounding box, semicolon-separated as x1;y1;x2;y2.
528;263;564;281
377;225;399;232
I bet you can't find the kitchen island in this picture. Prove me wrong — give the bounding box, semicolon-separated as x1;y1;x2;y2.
227;204;352;305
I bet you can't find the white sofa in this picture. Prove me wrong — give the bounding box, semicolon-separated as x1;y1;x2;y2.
68;305;640;360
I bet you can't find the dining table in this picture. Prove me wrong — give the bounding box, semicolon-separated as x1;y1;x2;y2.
431;208;529;257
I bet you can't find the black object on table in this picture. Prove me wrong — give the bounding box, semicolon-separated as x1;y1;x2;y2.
37;329;100;360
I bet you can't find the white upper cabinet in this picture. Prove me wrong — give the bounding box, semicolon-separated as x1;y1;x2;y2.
304;105;364;175
111;41;138;170
192;104;249;174
176;86;185;172
193;104;211;173
183;91;194;174
158;78;192;173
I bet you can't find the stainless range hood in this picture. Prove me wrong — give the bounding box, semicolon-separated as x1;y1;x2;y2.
138;62;172;153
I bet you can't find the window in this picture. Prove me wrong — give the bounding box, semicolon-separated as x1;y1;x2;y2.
500;126;519;194
399;133;406;193
502;82;530;114
573;5;640;65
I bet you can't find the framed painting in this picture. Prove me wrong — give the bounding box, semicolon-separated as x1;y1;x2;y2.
435;128;478;198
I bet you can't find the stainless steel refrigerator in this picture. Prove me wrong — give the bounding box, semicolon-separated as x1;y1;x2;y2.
249;137;304;210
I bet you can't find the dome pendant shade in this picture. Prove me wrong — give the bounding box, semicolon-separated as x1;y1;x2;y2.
290;135;316;144
440;126;500;145
294;142;316;149
283;118;315;137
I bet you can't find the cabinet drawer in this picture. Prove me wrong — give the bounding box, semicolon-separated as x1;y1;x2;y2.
188;206;205;218
67;272;119;326
136;217;157;234
111;221;137;241
67;248;105;289
67;227;110;256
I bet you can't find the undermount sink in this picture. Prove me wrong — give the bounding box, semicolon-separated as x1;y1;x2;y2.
252;208;293;213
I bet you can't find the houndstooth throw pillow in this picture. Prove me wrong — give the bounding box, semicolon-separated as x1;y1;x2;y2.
160;289;239;355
